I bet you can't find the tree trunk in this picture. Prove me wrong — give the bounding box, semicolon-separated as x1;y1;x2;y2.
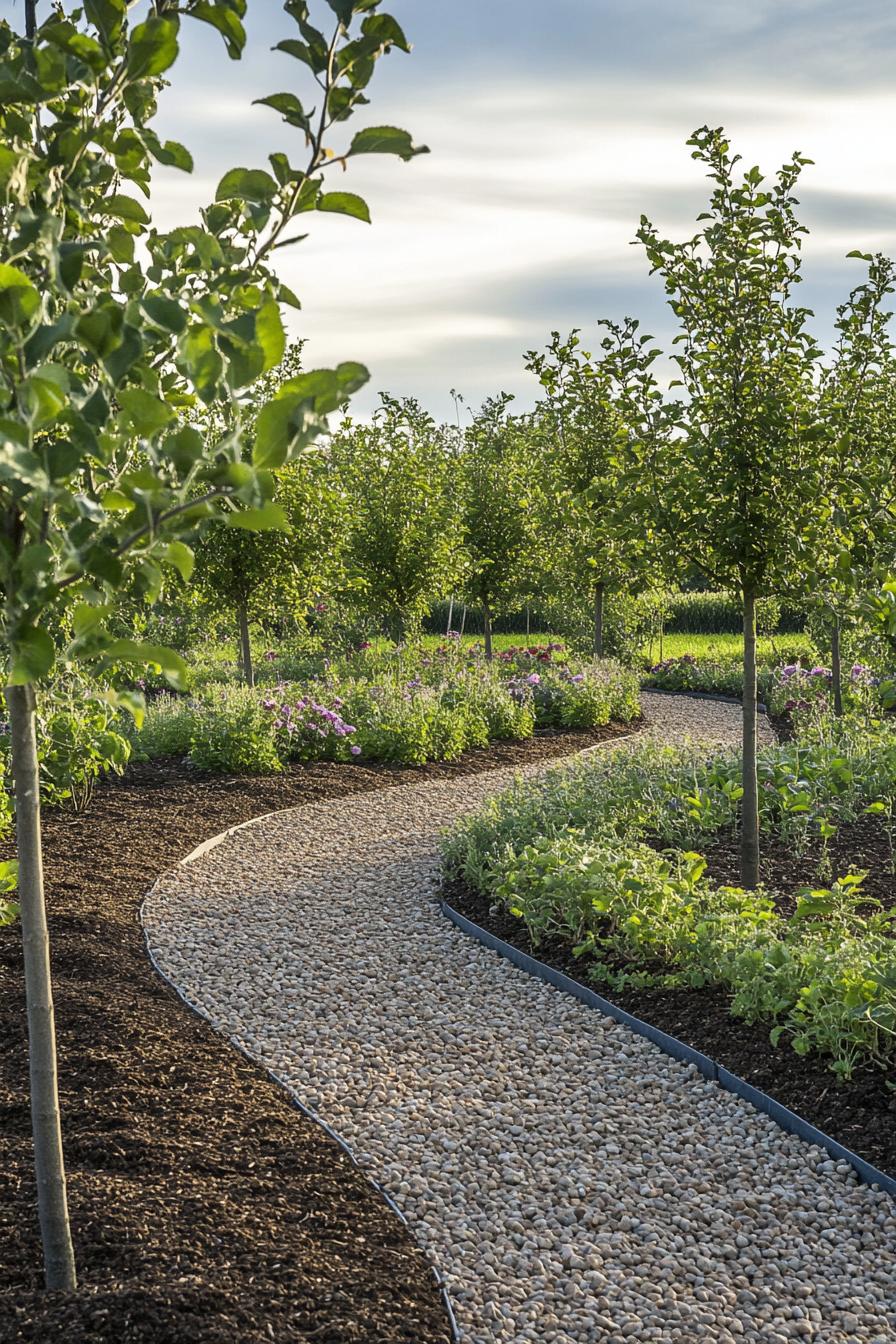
446;596;454;636
25;1;37;39
237;601;254;688
593;581;605;660
6;684;77;1291
831;613;843;717
459;605;467;637
482;602;493;661
740;587;760;889
525;605;530;638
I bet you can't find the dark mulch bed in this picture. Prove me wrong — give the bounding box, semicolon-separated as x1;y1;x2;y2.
444;812;896;1179
0;719;637;1343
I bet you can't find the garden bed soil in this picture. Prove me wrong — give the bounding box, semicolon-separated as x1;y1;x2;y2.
0;718;638;1343
444;819;896;1179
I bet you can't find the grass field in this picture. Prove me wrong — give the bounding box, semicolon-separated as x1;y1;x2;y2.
641;631;814;664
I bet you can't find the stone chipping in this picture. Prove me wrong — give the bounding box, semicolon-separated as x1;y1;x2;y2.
143;693;896;1344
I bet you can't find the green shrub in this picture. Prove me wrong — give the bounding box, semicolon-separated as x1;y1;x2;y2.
188;687;282;775
134;694;197;760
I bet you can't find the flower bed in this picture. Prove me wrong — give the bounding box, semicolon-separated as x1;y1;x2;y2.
131;644;641;771
441;719;896;1082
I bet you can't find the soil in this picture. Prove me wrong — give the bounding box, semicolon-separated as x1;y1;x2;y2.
444;814;896;1180
0;718;638;1344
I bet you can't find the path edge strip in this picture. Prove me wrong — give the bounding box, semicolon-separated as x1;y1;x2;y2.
438;897;896;1201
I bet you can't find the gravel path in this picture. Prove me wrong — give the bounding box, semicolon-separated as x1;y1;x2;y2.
144;694;895;1344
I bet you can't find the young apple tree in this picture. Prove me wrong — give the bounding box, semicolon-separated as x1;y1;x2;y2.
526;325;649;658
0;0;424;1290
636;128;825;887
459;396;542;660
331;395;462;642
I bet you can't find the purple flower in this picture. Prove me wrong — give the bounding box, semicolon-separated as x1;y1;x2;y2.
526;673;541;686
350;744;362;756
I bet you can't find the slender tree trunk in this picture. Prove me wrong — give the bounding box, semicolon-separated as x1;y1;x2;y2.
593;581;605;660
525;605;530;638
831;613;843;717
6;684;77;1291
446;596;454;636
237;601;254;688
482;602;493;661
740;587;760;889
25;1;37;39
459;604;467;637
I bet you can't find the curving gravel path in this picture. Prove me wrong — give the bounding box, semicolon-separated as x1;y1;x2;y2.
143;694;895;1344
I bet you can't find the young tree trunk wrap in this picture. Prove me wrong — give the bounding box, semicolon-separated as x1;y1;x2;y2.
593;581;605;659
482;602;493;661
237;601;254;688
831;613;843;717
740;586;760;889
6;684;77;1292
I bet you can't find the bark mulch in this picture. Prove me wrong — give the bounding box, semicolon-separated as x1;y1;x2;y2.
0;720;636;1344
444;813;896;1181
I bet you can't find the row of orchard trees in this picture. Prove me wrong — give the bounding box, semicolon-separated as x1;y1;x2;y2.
242;130;896;903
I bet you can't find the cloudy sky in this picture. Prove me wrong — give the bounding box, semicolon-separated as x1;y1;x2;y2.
12;1;896;419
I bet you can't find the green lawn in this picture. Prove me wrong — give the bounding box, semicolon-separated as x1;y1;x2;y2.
642;631;813;664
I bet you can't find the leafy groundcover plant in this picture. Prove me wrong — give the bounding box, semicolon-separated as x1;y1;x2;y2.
441;719;896;1078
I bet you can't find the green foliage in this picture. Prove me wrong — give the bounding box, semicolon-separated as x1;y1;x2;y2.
0;859;18;927
130;638;640;769
132;693;196;760
635;129;825;598
459;397;543;622
332;396;462;639
1;671;131;811
441;719;896;1076
187;686;283;775
0;0;424;690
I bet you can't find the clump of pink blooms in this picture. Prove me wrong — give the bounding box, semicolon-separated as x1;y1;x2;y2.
261;686;361;757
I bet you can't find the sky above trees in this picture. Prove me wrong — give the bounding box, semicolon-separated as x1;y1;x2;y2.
6;0;896;419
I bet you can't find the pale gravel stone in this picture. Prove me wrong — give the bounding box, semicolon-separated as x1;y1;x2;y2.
143;694;895;1344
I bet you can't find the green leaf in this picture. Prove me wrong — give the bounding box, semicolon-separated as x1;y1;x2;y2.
318;191;371;224
163;540;195;582
253;93;311;131
324;0;355;23
215;167;278;204
361;14;411;52
151;138;194;173
105;640;189;691
117;388;176;437
273;38;316;70
348;125;428;161
141;294;188;334
187;2;246;59
104;193;151;232
0;263;40;328
177;325;224;402
127;15;180;79
85;0;126;46
224;503;291;532
255;296;286;372
9;625;55;685
72;602;109;637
